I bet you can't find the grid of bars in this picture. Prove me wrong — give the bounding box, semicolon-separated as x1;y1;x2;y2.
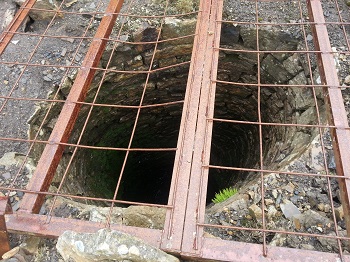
0;0;350;261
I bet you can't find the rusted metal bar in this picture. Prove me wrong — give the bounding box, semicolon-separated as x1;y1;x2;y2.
0;0;37;55
199;237;350;262
0;197;12;257
307;0;350;241
5;213;162;247
19;0;125;214
160;0;214;252
180;0;223;256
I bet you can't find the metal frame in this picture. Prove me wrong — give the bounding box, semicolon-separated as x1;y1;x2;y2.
0;0;350;261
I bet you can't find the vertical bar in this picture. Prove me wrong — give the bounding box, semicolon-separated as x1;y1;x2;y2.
19;0;125;214
0;0;37;55
0;197;12;256
180;0;223;256
307;0;350;240
160;0;213;252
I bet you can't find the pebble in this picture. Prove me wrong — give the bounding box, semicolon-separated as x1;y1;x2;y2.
306;34;313;41
272;189;278;199
267;205;278;219
75;54;82;62
335;205;344;221
317;203;325;211
282;182;295;193
248;204;262;221
2;172;11;179
12;201;19;211
61;48;67;57
43;76;51;82
264;199;274;206
280;200;301;220
2;246;19;259
344;75;350;85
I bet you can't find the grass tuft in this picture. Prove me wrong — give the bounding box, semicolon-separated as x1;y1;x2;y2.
212;187;238;204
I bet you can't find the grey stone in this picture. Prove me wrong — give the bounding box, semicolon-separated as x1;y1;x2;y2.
280;200;301;220
248;204;262;221
2;172;11;179
303;210;331;229
267;205;278;220
14;0;60;20
123;206;166;230
21;236;41;254
344;75;350;85
43;75;52;82
1;5;16;32
269;233;286;246
162;18;196;45
318;231;346;251
56;229;179;262
335;205;344;221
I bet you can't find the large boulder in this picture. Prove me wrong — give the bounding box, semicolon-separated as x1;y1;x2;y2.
57;229;179;262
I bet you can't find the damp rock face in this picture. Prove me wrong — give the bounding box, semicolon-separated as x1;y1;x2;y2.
56;229;179;262
29;19;324;204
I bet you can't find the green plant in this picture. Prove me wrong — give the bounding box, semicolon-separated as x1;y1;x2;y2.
212;187;238;204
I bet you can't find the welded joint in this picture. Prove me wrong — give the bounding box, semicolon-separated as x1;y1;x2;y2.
0;196;13;257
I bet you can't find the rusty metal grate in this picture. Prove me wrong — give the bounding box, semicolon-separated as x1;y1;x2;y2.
0;0;350;261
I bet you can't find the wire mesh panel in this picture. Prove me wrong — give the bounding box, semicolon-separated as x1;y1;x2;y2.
176;0;350;261
0;0;199;249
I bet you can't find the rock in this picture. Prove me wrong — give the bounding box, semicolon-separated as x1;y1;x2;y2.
317;231;345;251
303;210;331;229
162;18;196;45
317;203;325;211
220;23;240;45
56;229;179;262
21;236;41;254
1;5;16;31
2;247;19;260
123;206;166;230
293;214;304;230
267;205;278;220
2;172;11;179
300;244;315;250
264;199;274;206
282;182;295;194
14;0;61;20
272;189;278;199
344;75;350;85
223;198;247;212
269;234;286;246
280;200;301;220
335;205;344;221
261;54;293;83
248;204;262;221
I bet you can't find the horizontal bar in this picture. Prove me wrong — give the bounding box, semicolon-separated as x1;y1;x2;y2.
6;213;162;247
199;237;350;262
